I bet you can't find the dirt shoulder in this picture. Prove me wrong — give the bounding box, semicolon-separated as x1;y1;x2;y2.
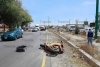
48;31;91;67
48;29;100;64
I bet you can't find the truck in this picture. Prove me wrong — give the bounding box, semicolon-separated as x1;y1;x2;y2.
35;24;40;31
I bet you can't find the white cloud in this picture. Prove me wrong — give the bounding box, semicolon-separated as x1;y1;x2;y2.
82;1;96;6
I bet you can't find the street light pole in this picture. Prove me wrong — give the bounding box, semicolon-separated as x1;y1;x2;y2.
69;19;70;25
76;19;78;27
95;0;99;39
40;20;42;25
44;21;45;26
48;17;50;26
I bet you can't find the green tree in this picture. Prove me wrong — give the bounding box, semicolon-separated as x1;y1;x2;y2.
0;0;33;28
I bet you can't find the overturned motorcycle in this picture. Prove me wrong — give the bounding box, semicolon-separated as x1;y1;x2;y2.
40;41;64;56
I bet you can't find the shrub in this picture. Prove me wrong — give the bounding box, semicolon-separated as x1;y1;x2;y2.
96;36;100;43
75;26;80;34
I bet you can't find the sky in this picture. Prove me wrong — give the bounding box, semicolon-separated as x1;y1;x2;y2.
21;0;100;26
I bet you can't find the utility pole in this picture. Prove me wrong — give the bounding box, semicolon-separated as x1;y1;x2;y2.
76;19;78;27
69;19;70;25
48;17;50;29
40;20;42;25
44;21;45;26
95;0;99;39
48;17;50;26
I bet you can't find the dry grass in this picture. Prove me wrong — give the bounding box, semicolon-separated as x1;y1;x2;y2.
56;36;91;67
66;36;71;40
63;40;91;67
80;44;97;56
96;37;100;43
76;31;87;38
79;44;100;62
80;31;86;36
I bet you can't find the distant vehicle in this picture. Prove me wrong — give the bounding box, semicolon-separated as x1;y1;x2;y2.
32;27;38;32
35;24;39;26
79;28;85;32
39;26;46;31
88;27;96;32
1;28;23;41
91;27;95;32
91;27;100;32
35;24;40;31
52;27;55;29
28;28;33;32
67;25;75;31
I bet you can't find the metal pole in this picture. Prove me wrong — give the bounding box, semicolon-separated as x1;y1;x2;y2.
40;20;41;25
69;19;70;25
95;0;99;39
44;21;45;26
48;17;50;26
76;20;78;27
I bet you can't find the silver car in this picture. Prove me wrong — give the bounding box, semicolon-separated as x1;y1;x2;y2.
32;27;38;32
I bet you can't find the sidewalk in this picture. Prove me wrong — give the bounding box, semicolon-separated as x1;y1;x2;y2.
59;32;100;51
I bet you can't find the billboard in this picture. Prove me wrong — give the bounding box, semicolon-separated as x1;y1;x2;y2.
90;23;95;27
84;21;88;25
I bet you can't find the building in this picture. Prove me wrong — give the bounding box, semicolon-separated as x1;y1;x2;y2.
0;22;9;32
66;24;84;28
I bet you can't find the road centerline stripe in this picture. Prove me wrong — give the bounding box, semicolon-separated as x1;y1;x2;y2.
41;54;46;67
41;31;48;67
46;32;48;43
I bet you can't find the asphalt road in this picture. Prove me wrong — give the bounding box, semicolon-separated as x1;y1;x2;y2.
0;31;51;67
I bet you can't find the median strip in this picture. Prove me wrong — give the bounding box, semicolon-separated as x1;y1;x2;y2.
50;30;100;67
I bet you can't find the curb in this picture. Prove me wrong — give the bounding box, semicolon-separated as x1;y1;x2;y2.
52;31;100;67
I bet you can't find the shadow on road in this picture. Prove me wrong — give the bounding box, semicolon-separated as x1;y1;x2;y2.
39;47;58;57
0;40;15;42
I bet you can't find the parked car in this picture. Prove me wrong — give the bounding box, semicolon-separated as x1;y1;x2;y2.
1;28;23;41
32;27;38;32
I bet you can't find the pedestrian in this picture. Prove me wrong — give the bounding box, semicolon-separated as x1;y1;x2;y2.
87;29;93;46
